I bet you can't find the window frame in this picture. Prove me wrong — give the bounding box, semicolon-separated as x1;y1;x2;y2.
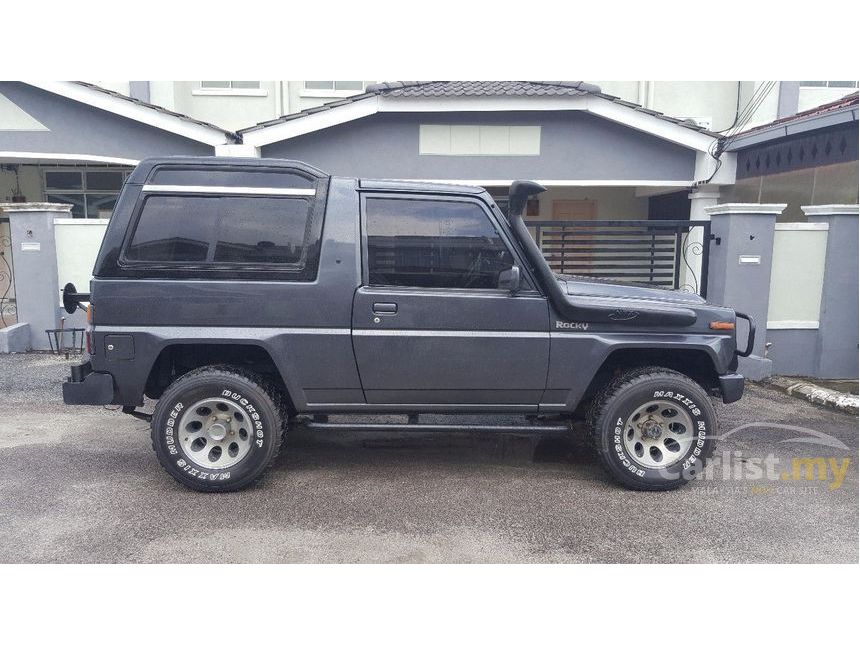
194;81;267;97
301;81;367;98
799;81;859;89
358;191;539;295
117;181;328;281
43;167;130;219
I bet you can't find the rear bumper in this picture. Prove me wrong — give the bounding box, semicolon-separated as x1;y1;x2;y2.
718;373;745;404
62;360;115;405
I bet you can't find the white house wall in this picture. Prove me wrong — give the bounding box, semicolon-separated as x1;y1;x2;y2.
139;82;378;132
591;82;759;132
648;82;741;131
798;86;859;112
53;219;108;302
169;82;283;133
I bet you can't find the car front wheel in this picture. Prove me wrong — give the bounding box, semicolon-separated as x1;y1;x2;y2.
587;368;717;491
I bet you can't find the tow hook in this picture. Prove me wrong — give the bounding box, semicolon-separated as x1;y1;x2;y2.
122;406;152;423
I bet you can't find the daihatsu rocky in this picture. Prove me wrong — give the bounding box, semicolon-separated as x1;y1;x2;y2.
62;157;752;492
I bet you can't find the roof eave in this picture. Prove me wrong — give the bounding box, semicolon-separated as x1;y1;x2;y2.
25;81;237;147
726;105;859;151
241;91;719;152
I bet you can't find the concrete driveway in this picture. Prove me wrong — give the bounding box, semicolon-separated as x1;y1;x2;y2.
0;353;857;563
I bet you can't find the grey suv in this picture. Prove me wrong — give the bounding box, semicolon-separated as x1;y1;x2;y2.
62;157;751;492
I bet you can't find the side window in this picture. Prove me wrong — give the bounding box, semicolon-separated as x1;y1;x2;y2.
365;197;515;289
125;195;312;269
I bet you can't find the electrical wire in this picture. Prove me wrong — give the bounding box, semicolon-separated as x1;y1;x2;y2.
726;81;776;139
717;81;775;135
702;81;776;183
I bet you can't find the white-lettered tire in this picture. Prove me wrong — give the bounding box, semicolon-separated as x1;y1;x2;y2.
587;368;716;491
150;365;284;492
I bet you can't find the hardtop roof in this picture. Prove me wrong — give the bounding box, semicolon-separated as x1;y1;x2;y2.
126;156;493;195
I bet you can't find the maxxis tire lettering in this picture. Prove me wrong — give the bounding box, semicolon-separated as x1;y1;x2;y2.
613;416;645;478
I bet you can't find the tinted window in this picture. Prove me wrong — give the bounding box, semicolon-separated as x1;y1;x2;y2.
126;195;310;265
45;171;83;191
366;198;514;289
85;170;125;191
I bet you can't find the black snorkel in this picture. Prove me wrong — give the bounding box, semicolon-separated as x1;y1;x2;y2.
505;181;697;326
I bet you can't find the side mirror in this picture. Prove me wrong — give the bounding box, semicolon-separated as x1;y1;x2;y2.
498;266;521;293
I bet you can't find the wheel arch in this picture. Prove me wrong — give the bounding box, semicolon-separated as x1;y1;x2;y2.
573;345;723;416
143;341;297;413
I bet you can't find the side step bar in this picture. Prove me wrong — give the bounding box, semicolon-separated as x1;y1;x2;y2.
300;421;571;434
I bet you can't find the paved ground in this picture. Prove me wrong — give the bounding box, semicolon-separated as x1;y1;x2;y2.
0;353;857;563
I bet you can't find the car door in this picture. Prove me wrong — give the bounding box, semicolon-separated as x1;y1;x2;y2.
351;193;550;410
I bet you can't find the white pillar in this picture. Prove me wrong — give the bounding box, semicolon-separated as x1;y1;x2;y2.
703;203;785;380
679;186;720;294
0;202;72;350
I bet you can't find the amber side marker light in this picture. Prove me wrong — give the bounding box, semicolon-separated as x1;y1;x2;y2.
709;321;735;330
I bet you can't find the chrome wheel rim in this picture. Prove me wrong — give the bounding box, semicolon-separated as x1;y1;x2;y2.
177;397;253;470
622;400;695;469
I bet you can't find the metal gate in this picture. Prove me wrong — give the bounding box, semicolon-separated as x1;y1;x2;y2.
528;219;712;297
0;217;15;327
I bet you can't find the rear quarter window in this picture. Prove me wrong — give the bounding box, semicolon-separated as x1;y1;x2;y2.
123;194;319;278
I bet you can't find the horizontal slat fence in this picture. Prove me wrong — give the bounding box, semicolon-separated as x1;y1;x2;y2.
527;219;710;296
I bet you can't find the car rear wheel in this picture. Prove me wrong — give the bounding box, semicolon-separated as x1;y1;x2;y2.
587;368;717;491
150;365;284;492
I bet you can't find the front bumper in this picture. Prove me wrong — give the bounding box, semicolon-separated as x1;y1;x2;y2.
718;373;745;404
62;360;115;405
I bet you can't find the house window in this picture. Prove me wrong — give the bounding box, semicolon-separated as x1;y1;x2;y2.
195;82;266;96
200;81;261;90
799;81;859;88
44;168;128;219
303;81;365;92
419;125;541;156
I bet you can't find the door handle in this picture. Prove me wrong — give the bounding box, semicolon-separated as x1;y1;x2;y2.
372;302;398;315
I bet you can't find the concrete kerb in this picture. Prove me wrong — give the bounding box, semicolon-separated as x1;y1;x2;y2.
765;376;859;416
